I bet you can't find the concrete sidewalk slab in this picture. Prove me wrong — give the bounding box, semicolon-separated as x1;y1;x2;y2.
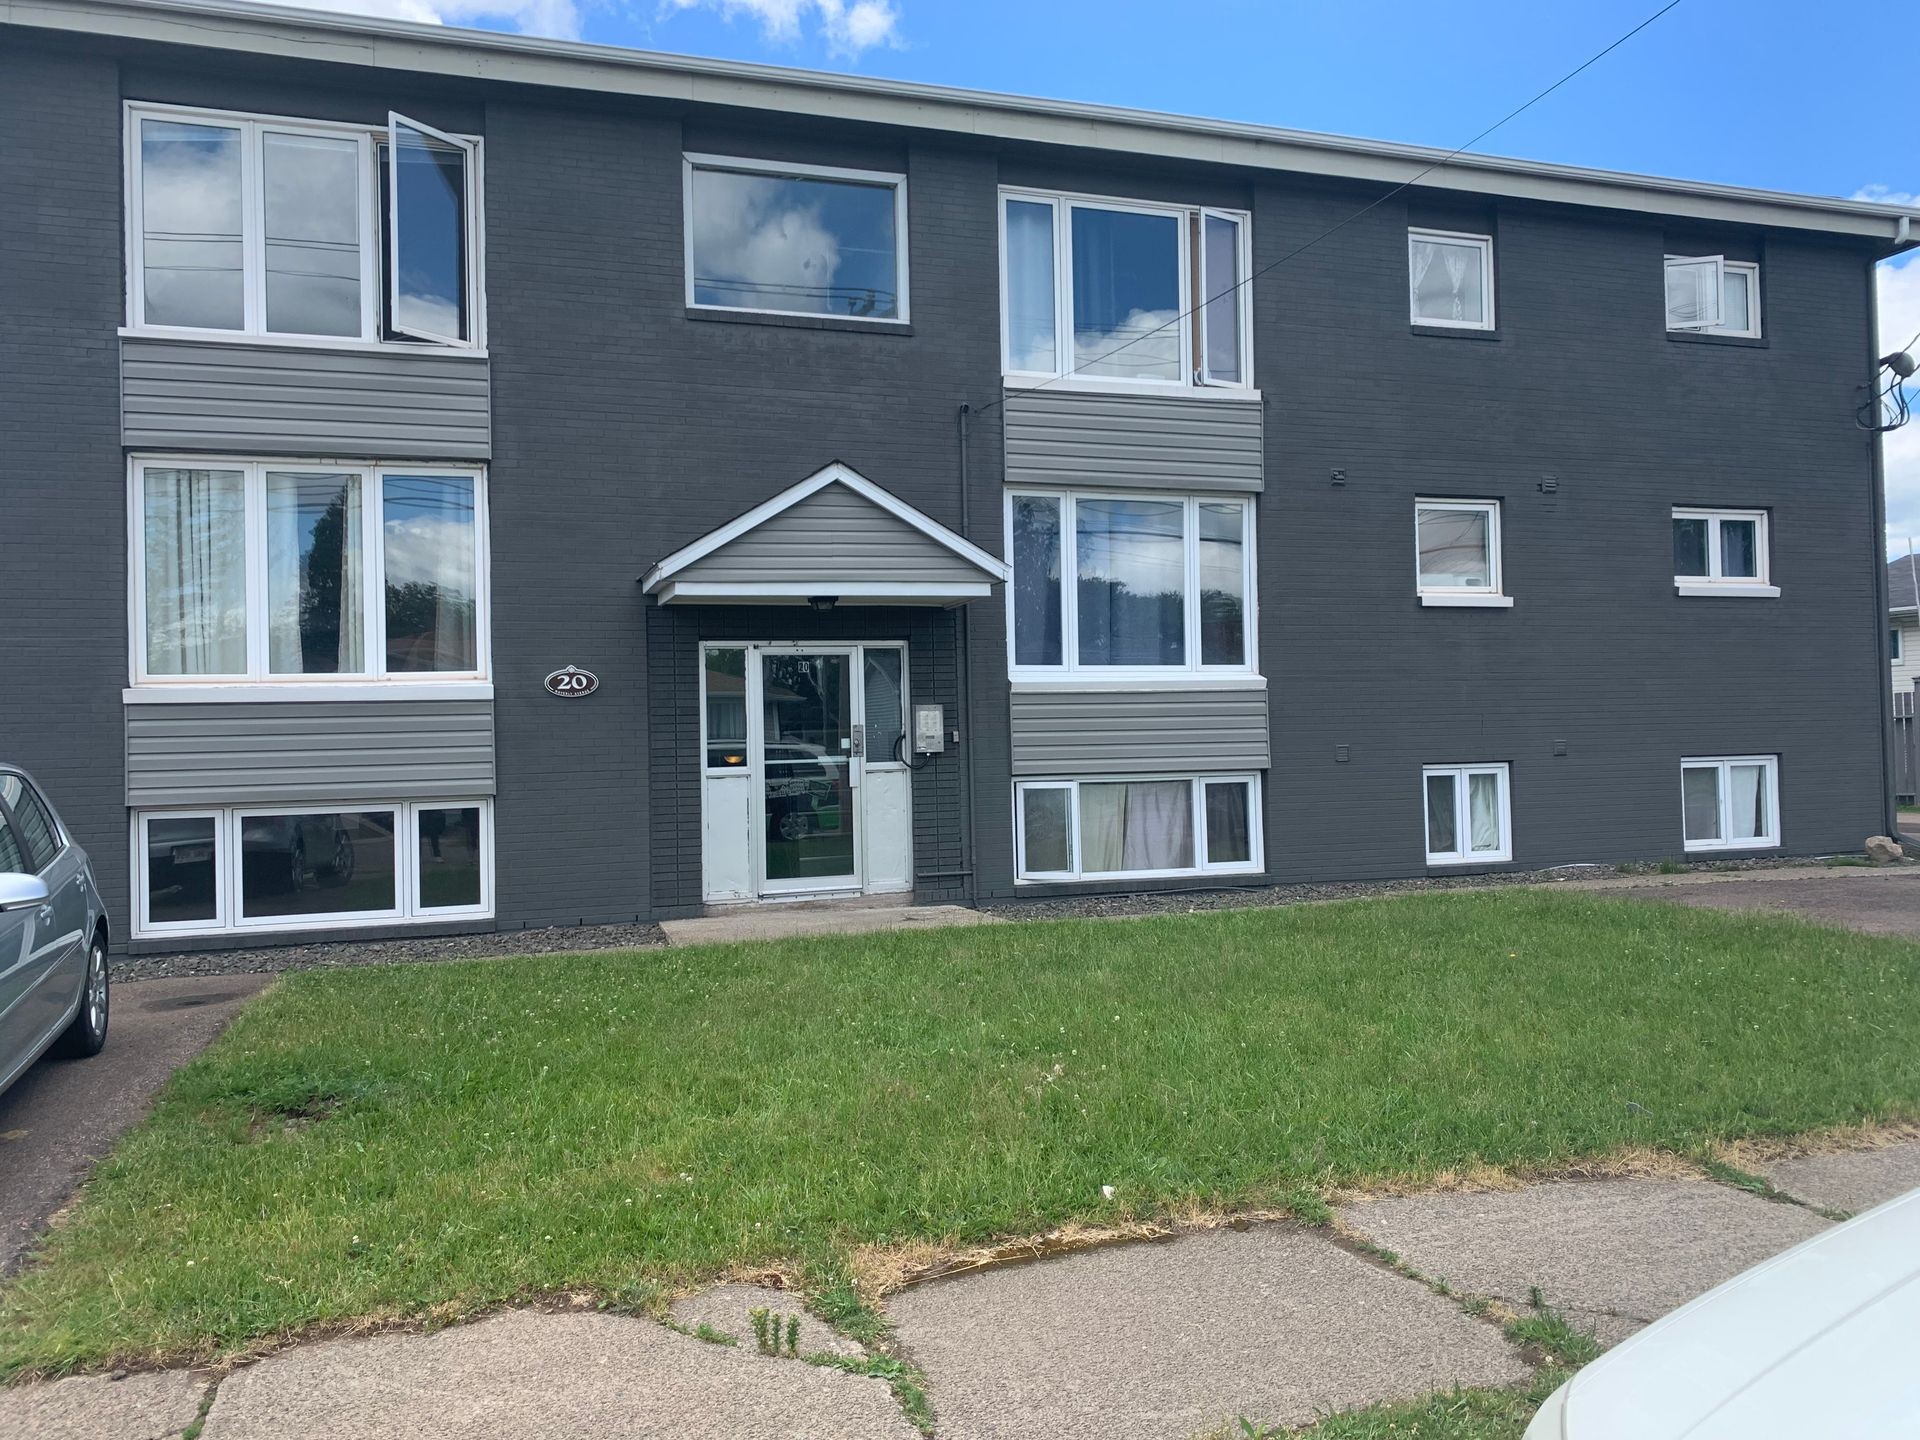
1757;1142;1920;1216
1337;1179;1830;1345
0;1369;207;1440
197;1310;915;1440
667;1282;864;1358
885;1225;1527;1440
1568;868;1920;938
660;904;996;947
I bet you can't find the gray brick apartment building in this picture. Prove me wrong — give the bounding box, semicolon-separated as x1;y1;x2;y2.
2;0;1914;952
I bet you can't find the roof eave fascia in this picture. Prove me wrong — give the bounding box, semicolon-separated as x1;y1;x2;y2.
9;0;1918;244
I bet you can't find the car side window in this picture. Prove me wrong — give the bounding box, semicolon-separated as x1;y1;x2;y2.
0;811;26;875
0;776;60;873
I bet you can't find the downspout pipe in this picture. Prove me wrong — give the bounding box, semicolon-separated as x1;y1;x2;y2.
957;402;980;904
1869;263;1903;844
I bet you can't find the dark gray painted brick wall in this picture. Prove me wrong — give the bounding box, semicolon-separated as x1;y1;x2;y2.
0;36;1890;939
0;44;131;936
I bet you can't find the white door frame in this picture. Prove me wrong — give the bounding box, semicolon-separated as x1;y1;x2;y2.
753;643;862;897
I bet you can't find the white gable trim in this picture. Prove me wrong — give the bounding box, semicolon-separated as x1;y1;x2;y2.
640;462;1010;592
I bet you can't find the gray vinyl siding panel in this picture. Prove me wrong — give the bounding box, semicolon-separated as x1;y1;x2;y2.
1009;687;1270;776
1003;389;1265;493
125;700;495;806
677;485;993;586
121;338;491;458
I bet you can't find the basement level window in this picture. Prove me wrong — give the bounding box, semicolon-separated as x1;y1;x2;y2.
1016;776;1262;882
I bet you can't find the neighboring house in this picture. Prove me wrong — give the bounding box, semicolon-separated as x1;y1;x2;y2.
1889;556;1920;699
1;0;1915;952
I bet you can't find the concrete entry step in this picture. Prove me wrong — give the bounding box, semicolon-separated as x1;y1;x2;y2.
660;903;998;947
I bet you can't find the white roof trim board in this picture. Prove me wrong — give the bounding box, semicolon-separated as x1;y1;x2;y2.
9;0;1917;243
640;461;1009;603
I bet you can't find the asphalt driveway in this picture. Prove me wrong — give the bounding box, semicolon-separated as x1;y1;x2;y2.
0;973;268;1273
1591;866;1920;937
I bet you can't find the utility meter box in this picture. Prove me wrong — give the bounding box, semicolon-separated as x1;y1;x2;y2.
912;703;946;754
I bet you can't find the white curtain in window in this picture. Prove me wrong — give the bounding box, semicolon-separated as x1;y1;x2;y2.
1727;764;1768;841
1410;241;1437;293
1081;781;1193;873
143;468;247;675
1441;247;1471;321
1468;772;1501;851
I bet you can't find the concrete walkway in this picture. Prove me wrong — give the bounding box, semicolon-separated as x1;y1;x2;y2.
659;902;998;947
8;1139;1916;1440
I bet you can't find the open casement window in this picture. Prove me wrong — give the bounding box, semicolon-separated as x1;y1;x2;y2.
1015;775;1262;882
1000;189;1253;390
1664;255;1726;332
1007;491;1255;676
1423;764;1512;865
1415;499;1510;607
127;102;481;348
1681;757;1779;852
387;113;477;345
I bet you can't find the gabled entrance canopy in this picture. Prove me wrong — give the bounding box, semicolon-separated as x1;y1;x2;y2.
641;463;1010;606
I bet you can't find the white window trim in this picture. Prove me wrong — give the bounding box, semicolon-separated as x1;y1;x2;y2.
128;455;492;688
1422;763;1513;866
998;186;1254;393
123;100;486;351
1005;489;1259;681
1681;756;1781;853
1672;507;1775;596
1892;627;1904;664
1013;774;1264;883
1663;254;1727;332
1416;498;1509;605
683;153;910;324
1407;227;1495;331
131;799;494;938
1665;254;1761;339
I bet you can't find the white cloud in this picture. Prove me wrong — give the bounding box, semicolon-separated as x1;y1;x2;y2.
1856;185;1919;208
659;0;901;57
250;0;583;41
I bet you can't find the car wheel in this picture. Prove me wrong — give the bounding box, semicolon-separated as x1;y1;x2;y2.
286;837;306;893
52;931;109;1059
318;828;355;887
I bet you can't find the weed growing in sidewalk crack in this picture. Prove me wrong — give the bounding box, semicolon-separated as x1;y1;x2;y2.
1504;1286;1600;1368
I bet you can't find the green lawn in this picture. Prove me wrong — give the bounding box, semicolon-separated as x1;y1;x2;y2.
5;889;1920;1379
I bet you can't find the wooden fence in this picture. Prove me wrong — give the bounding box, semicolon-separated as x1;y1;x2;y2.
1896;690;1917;804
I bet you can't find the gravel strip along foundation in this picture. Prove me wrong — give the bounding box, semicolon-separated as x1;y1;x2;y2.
982;856;1819;922
117;922;668;983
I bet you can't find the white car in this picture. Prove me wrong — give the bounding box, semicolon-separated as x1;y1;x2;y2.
1526;1185;1920;1438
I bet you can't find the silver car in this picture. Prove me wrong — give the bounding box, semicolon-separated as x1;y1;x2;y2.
0;765;110;1098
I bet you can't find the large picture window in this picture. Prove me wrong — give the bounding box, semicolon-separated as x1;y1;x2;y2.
1681;756;1779;852
1000;189;1251;389
127;103;482;347
134;801;490;936
685;155;907;322
133;459;488;684
1008;491;1254;676
1016;775;1261;882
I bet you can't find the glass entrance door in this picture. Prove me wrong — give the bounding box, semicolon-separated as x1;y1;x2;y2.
758;650;858;891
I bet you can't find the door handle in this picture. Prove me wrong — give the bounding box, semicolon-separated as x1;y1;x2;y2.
37;905;55;925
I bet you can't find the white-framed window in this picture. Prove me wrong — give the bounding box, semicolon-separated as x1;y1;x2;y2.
126;101;484;349
130;457;489;685
1015;774;1262;882
1664;256;1761;338
1423;764;1512;865
1416;499;1511;607
1681;756;1779;852
133;800;492;937
1672;508;1775;596
1000;188;1252;390
1892;627;1905;664
684;154;908;323
1408;229;1494;330
1007;490;1255;677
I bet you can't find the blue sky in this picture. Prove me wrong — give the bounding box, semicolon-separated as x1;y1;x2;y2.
288;0;1920;543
